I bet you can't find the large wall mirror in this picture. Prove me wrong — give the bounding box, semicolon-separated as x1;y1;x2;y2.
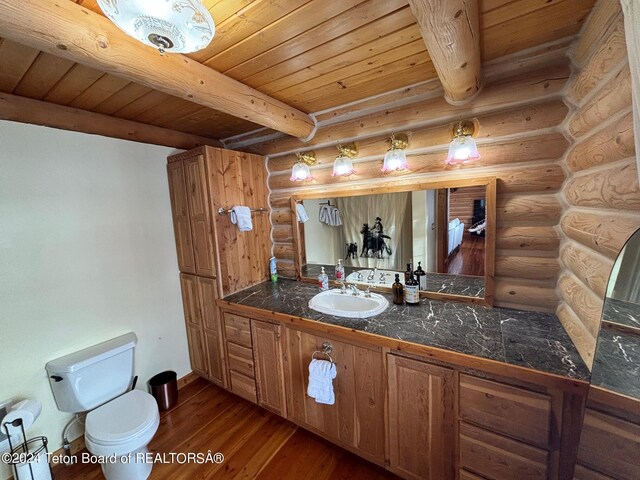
574;227;640;478
290;177;496;306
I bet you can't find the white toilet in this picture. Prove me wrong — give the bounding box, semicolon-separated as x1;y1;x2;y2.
45;333;160;480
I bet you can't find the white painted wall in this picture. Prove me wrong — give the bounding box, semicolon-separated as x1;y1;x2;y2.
0;121;191;478
303;198;341;264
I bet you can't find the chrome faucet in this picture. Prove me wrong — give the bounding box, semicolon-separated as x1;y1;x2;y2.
367;268;377;282
339;281;347;294
349;284;361;296
364;286;372;298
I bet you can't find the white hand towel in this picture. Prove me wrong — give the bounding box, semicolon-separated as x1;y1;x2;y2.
331;207;342;226
319;205;330;225
230;206;253;231
296;203;309;223
307;358;337;405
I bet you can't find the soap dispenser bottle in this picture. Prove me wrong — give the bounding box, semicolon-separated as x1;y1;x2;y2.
335;259;345;281
318;267;329;291
392;274;404;305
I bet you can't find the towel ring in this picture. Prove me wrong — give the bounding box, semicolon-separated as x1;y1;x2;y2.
312;341;334;364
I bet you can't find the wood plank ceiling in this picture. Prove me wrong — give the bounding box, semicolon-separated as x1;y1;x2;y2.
0;0;596;142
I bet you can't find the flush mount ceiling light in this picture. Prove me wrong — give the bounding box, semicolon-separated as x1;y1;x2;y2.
447;120;480;165
290;152;316;182
381;133;409;172
97;0;216;54
332;143;358;177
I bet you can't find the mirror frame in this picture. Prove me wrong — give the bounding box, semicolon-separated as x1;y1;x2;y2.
290;176;497;307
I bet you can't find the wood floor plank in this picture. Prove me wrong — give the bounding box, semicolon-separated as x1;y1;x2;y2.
52;382;397;479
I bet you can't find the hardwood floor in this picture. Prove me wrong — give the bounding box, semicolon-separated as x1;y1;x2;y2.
52;377;399;479
446;231;485;276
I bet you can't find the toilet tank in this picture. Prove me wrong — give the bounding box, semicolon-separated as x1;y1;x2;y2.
45;333;137;413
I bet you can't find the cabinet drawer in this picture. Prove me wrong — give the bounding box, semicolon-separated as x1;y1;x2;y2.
459;374;551;448
460;422;548;480
229;370;257;404
227;342;255;378
224;313;252;347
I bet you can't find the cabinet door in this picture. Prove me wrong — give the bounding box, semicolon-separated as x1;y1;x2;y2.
197;277;224;386
285;328;385;461
167;162;195;273
251;320;286;416
387;354;455;480
179;274;207;376
185;323;208;375
183;155;216;278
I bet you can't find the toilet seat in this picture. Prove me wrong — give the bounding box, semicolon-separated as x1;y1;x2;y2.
85;390;159;457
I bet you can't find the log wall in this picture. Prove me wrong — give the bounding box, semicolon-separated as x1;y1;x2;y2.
557;0;640;367
254;54;573;313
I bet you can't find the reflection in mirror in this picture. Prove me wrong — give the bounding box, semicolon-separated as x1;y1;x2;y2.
574;228;640;479
591;229;640;398
298;185;489;300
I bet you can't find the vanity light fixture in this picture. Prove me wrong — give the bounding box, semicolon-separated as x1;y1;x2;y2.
96;0;215;54
290;151;316;182
332;143;358;177
381;133;409;172
446;120;481;165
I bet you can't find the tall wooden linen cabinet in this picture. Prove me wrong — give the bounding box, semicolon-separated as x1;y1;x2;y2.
166;146;272;387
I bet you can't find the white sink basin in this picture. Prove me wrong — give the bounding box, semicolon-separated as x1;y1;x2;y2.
309;289;389;318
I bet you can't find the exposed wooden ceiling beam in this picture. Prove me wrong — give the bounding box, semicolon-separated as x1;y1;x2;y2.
0;0;315;139
0;92;220;149
408;0;482;105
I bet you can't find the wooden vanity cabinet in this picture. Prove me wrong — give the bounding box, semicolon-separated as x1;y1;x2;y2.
574;387;640;479
251;319;287;416
387;354;455;480
179;274;225;386
284;327;386;463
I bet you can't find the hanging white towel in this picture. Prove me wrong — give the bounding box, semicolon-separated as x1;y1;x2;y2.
296;203;309;223
230;206;253;231
331;207;342;226
319;204;342;227
307;358;337;405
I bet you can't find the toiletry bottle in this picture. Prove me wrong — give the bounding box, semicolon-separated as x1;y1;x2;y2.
335;259;345;281
404;263;412;284
405;272;420;305
392;274;404;305
318;267;329;291
269;256;278;282
414;262;426;290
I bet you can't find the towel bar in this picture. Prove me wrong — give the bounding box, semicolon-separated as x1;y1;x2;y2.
217;207;268;215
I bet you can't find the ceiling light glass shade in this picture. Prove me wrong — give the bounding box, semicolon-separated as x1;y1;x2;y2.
332;155;356;177
97;0;215;54
446;135;481;165
290;161;312;181
381;148;409;172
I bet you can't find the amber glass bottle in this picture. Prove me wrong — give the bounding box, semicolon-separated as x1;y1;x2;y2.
392;274;404;305
405;272;420;305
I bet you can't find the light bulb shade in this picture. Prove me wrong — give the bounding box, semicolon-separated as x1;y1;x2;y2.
290;161;312;181
382;148;408;172
446;135;480;165
332;155;355;177
97;0;215;53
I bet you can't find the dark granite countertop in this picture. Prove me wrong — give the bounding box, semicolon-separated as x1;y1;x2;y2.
591;299;640;399
222;279;589;381
302;264;485;298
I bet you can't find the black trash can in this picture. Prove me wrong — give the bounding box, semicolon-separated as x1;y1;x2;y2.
148;370;178;411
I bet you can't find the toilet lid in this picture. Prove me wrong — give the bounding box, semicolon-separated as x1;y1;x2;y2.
86;390;159;445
